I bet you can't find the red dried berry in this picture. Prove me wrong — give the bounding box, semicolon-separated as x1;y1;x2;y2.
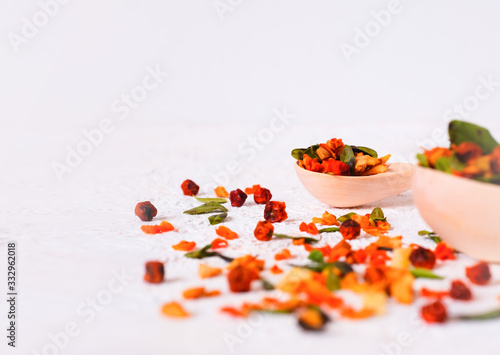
465;262;491;285
253;187;272;204
181;179;199;196
144;261;164;284
409;246;436;269
421;300;447;323
339;219;361;240
227;265;253;292
254;221;274;241
229;189;247;207
135;201;158;221
263;201;288;223
449;280;472;301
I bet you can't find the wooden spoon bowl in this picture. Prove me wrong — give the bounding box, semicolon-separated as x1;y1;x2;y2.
294;162;413;208
413;166;500;262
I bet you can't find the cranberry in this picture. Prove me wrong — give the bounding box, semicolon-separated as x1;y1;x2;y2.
421;300;447;323
181;179;199;196
339;219;361;240
254;221;274;241
135;201;158;221
465;262;491;285
254;187;272;204
449;280;472;301
409;247;436;269
263;201;288;223
229;189;247;207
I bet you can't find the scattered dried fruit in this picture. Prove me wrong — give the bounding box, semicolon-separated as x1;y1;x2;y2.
141;221;174;234
270;265;283;274
216;226;238;240
227;265;254;293
339;219;361;240
312;211;339;226
434;242;455;261
299;222;319;235
244;185;261;195
161;302;190;318
253;187;272;204
183;287;221;299
198;264;222;279
172;241;196;251
409;246;436;269
450;280;472;301
214;186;229;198
421;300;447;323
465;262;491;285
144;261;164;284
211;238;229;249
229;189;247;207
275;249;292;261
297;307;330;331
135;201;157;221
253;221;274;241
264;201;288;223
181;179;200;196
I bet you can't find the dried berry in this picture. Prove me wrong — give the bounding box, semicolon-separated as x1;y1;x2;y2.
465;262;491;285
449;280;472;301
181;179;199;196
264;201;288;223
135;201;157;221
229;189;247;207
339;219;361;240
227;265;253;292
297;308;330;331
253;187;272;204
421;300;447;323
409;246;436;269
144;261;164;284
254;221;274;241
434;242;455;260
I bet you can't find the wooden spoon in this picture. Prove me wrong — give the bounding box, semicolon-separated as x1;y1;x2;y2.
294;162;413;208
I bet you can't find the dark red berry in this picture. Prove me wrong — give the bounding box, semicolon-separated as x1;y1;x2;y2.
449;280;472;301
263;201;288;223
181;179;199;196
421;300;447;323
229;189;247;207
144;261;164;284
465;262;491;285
135;201;158;221
409;247;436;269
253;187;272;204
339;219;361;240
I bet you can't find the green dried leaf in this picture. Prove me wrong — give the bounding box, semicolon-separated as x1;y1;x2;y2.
352;146;378;158
338;212;357;223
184;202;228;215
325;269;340;291
318;227;340;233
450;153;467;171
370;207;386;223
184;244;233;262
449;120;499;154
416;153;429;167
196;197;227;204
474;175;500;185
434;156;452;173
208;213;227;225
418;230;442;243
410;268;443;279
459;309;500;321
261;279;275;291
291;148;306;160
430;236;442;243
340;145;355;175
292;261;353;275
418;230;433;236
308;250;324;263
273;233;320;244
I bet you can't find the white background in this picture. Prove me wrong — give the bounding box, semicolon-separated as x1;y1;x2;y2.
2;2;500;355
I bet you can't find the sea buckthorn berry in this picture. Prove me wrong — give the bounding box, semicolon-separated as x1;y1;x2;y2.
254;221;274;241
229;189;247;207
465;262;491;285
227;265;253;293
181;179;199;196
421;300;447;323
135;201;157;221
263;201;288;223
409;246;436;269
339;219;361;240
253;187;272;204
144;261;164;284
449;280;472;301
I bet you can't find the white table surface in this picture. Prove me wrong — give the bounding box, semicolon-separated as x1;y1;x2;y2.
2;121;500;355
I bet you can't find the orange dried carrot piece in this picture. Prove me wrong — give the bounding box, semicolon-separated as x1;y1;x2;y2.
420;288;449;299
216;226;238;240
141;221;175;234
211;238;229;249
199;264;222;279
183;287;221;299
292;238;305;246
275;249;292;261
299;222;319;235
161;302;190;318
312;211;339;226
172;240;196;251
341;307;375;319
270;265;283;274
244;184;261;195
214;186;229;198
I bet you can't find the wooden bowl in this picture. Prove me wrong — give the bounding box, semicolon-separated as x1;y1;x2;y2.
294;162;413;208
413;166;500;262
